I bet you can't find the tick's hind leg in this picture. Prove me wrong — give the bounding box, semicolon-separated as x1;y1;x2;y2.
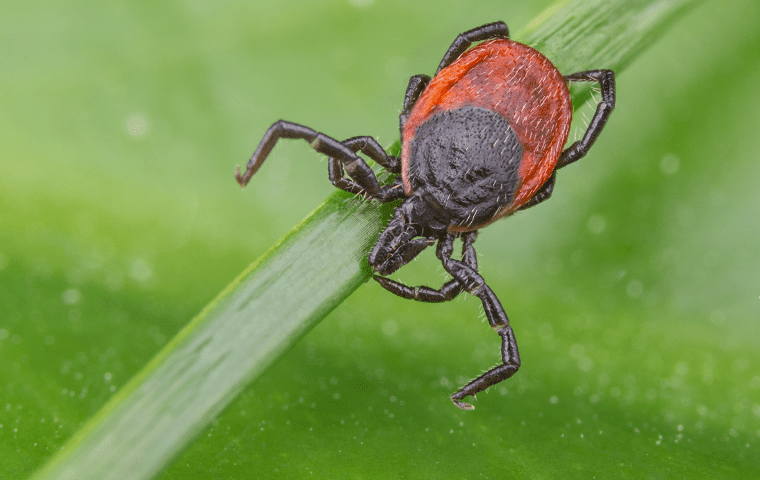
558;69;616;169
399;74;431;133
517;173;555;212
373;231;478;303
435;21;509;76
437;233;520;410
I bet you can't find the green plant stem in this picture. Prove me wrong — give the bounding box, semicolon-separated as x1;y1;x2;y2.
32;0;702;479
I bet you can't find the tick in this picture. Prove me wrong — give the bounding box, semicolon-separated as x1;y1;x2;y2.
236;21;615;410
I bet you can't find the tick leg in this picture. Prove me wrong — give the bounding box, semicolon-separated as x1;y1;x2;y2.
399;74;431;134
237;120;399;201
450;326;520;410
373;231;478;303
517;173;556;212
437;233;520;410
435;21;509;76
374;277;463;303
368;208;435;276
341;136;401;173
330;136;406;201
558;69;616;169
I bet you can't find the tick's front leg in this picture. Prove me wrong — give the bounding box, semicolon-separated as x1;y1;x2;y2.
373;231;478;303
450;325;520;410
438;234;521;410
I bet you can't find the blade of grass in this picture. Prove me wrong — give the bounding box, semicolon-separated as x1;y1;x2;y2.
32;0;704;479
30;189;395;480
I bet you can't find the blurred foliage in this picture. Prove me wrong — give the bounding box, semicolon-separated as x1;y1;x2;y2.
1;0;759;478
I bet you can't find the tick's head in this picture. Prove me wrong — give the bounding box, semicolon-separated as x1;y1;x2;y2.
368;193;448;276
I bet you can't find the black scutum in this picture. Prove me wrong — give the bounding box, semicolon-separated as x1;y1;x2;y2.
408;106;524;228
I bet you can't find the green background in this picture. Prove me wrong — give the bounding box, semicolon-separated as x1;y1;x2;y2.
2;0;759;478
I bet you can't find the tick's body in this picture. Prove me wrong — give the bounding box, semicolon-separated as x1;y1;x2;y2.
402;38;573;231
236;22;615;410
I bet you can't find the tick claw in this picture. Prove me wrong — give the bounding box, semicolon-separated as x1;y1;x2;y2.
451;398;475;410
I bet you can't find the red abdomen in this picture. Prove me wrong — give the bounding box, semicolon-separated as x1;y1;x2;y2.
401;39;572;224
